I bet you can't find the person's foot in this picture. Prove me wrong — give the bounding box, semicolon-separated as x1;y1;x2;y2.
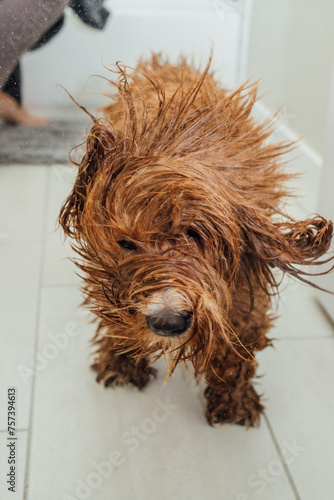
0;90;49;126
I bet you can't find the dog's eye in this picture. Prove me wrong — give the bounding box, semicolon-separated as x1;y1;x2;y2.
117;240;137;251
186;229;201;243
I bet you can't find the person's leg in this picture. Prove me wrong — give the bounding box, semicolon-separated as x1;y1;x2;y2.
0;0;68;125
3;63;22;105
0;90;49;125
31;15;65;51
2;14;65;113
0;0;69;89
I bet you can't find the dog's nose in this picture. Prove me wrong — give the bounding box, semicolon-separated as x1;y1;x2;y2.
147;311;191;337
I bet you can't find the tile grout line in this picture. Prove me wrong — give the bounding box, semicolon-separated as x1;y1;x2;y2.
42;283;80;288
0;238;45;244
23;167;52;500
263;412;301;500
276;335;334;341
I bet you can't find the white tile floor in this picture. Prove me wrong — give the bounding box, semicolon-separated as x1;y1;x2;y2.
1;162;334;500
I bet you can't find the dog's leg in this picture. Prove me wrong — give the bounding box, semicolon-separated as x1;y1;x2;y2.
204;280;272;427
204;350;263;427
91;334;156;390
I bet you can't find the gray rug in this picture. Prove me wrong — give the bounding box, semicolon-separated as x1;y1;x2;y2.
0;118;91;165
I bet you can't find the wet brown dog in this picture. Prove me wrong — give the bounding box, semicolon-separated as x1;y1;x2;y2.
59;56;333;427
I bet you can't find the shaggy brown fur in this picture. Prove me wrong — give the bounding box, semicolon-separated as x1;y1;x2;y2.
59;55;333;427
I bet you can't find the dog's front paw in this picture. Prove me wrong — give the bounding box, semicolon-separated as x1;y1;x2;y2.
92;354;157;390
204;384;264;427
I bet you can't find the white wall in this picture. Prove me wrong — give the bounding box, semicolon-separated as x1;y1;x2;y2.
247;0;334;155
21;0;245;117
247;0;334;316
316;61;334;320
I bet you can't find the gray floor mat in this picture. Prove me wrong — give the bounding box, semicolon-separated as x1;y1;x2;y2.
0;118;91;165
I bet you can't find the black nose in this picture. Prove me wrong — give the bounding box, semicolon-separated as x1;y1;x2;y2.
147;311;192;337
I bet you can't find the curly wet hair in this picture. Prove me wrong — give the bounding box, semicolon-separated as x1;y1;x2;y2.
59;55;333;426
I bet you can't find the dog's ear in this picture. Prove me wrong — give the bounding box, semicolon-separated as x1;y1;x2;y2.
59;122;121;237
240;213;334;290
